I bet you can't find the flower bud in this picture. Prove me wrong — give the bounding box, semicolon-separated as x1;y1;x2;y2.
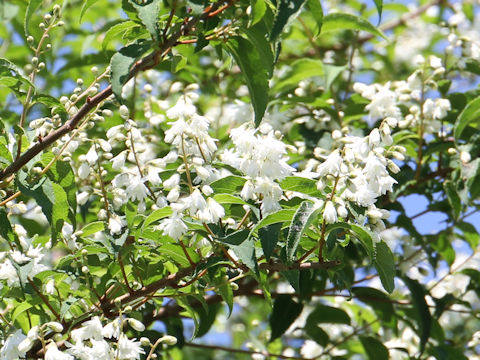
46;322;63;333
127;318;146;332
119;105;129;119
159;335;178;346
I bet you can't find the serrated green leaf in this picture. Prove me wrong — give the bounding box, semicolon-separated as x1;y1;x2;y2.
102;20;140;51
128;0;161;40
454;96;480;141
80;0;99;22
24;0;42;37
17;171;69;241
321;12;386;39
402;276;432;352
12;300;39;324
143;207;173;228
360;336;389;360
33;94;68;121
374;241;395;293
286;201;320;263
224;36;269;126
218;282;234;316
327;222;374;259
270;0;308;42
269;294;303;341
306;0;323;36
244;23;274;78
110;40;151;103
250;208;296;236
0;58;35;89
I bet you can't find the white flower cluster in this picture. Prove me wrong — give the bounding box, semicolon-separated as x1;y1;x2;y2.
0;316;146;360
353;56;451;133
222;123;295;215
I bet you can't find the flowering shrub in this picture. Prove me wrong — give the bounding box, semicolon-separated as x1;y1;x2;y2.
0;0;480;359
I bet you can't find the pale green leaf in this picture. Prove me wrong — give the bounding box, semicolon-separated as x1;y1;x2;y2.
321;12;386;39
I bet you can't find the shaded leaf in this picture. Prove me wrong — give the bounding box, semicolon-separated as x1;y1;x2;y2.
24;0;43;37
270;0;308;42
360;336;389;360
306;304;351;325
286;201;320;263
259;223;281;261
454;96;480;141
269;294;303;341
374;241;395;293
306;0;323;35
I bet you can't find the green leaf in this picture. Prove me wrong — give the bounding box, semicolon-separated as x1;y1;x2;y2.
306;0;323;36
80;0;99;22
269;294;303;341
270;0;308;42
210;175;246;193
359;336;389;360
259;223;281;261
286;201;320;263
81;221;105;237
374;241;395;293
249;0;267;27
224;36;269;126
372;0;383;23
17;172;69;241
196;303;221;338
0;208;14;242
327;222;374;259
273;58;324;92
244;23;274;78
32;94;68;120
321;12;386;39
444;181;461;219
306;304;351;326
323;63;347;90
110;40;151;103
218;282;234;316
212;194;248;205
402;277;432;352
0;58;35;89
250;208;296;235
24;0;43;37
454;96;480;141
143;206;173;228
229;237;258;274
352;287;395;323
127;0;161;40
102;20;140;51
280;176;323;197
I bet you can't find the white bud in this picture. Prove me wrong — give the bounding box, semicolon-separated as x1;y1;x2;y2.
46;322;63;333
127;318;146;332
119;105;129;119
460;151;471;163
159;335;177;346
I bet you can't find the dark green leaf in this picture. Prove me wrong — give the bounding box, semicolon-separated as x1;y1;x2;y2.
196;303;221;338
327;222;374;259
306;304;351;326
249;0;267;27
270;0;308;42
360;336;389;360
250;208;296;235
372;0;383;23
280;176;323;197
269;294;303;341
229;237;258;274
127;0;161;40
444;181;461;219
259;223;281;260
321;12;386;39
224;36;269;126
110;40;151;103
143;207;173;228
402;276;432;352
210;175;246;193
374;241;395;293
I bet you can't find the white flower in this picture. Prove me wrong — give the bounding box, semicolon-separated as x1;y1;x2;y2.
71;316;104;343
300;340;323;358
158;217;188;240
460;151;471;163
108;215;125;235
102;318;122;339
77;191;90;205
0;330;27;359
78;162;91;179
45;278;56;295
323;201;337;224
163;174;180;190
85;146;99;165
111;151;127;170
317;150;342;176
45;342;74;360
116;334;144;360
126;175;148;202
